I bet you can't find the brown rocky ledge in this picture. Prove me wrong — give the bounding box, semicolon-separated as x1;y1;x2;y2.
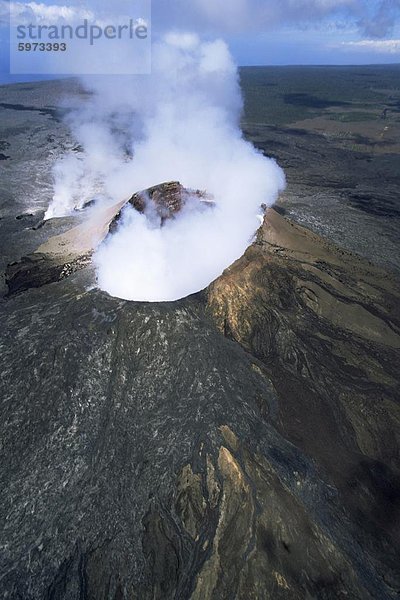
109;181;214;233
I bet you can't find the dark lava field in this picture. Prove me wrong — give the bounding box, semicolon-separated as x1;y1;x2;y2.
1;67;400;599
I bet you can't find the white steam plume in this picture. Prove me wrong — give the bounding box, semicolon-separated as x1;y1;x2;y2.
46;34;285;302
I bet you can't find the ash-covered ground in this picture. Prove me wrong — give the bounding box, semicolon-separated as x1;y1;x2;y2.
0;68;400;600
241;65;400;275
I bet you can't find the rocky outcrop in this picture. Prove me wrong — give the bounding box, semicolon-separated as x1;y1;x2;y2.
5;252;91;296
4;182;213;296
109;181;214;232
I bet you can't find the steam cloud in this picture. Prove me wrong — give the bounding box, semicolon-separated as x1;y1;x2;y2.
5;0;397;300
45;34;285;301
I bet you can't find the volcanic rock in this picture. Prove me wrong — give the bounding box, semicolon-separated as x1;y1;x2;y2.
1;206;400;599
5;252;91;296
5;182;213;296
109;181;214;233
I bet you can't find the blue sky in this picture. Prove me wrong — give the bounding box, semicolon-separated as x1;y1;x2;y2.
230;23;400;66
1;0;399;84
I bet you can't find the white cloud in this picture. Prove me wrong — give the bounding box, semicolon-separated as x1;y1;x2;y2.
152;0;398;39
25;2;93;22
164;32;200;50
189;0;359;30
2;0;399;38
7;1;94;25
4;1;143;27
341;39;400;53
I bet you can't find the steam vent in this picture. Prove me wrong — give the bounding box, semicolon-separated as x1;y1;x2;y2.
5;181;213;296
2;185;400;598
